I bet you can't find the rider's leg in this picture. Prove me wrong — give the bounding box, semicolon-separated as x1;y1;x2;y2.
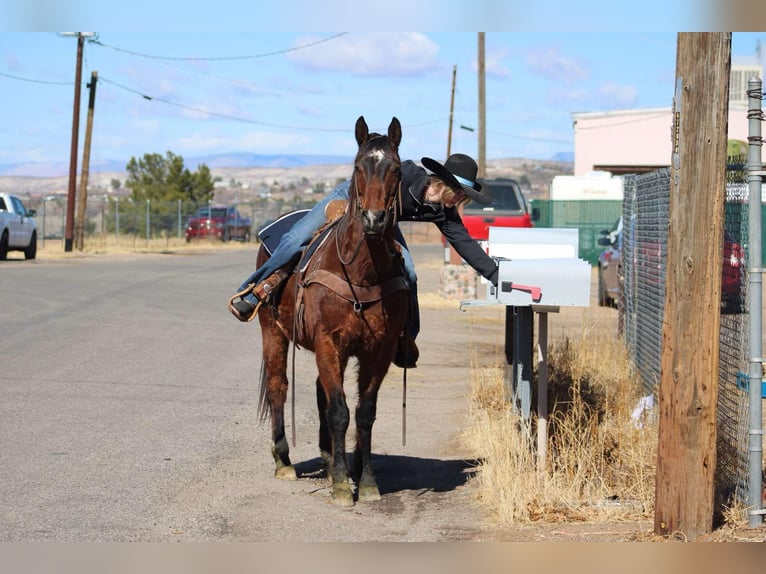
392;228;419;368
230;181;352;321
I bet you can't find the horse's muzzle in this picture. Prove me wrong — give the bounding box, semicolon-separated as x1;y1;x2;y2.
361;209;388;236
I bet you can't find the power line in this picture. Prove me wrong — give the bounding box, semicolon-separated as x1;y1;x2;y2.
99;75;348;132
0;70;71;85
100;75;454;133
89;33;348;61
0;68;572;144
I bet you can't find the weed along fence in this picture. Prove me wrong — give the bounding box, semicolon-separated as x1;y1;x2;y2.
460;226;591;469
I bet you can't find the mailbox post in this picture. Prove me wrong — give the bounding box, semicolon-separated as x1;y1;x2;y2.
461;227;592;469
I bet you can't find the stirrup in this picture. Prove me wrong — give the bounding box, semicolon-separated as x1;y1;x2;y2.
227;284;263;322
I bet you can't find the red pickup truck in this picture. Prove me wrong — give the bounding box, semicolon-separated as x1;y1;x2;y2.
185;205;252;242
461;178;535;241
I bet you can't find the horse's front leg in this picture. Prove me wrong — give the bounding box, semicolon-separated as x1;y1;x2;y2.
353;362;386;502
316;344;353;507
315;376;332;472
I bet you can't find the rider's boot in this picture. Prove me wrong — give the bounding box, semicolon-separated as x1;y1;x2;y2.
228;269;289;322
393;331;419;369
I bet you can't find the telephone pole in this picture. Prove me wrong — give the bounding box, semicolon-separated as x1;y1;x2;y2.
477;32;486;178
446;65;457;158
654;32;731;541
62;32;94;252
75;71;97;251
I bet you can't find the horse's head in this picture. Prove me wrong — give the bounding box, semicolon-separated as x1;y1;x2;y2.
351;116;402;236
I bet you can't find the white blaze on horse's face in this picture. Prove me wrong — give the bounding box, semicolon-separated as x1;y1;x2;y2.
366;149;385;162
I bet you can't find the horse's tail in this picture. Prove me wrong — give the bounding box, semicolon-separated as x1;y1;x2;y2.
256;361;270;422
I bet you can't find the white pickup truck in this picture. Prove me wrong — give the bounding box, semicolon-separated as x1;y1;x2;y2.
0;193;37;260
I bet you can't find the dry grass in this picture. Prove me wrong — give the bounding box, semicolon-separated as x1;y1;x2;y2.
27;235;256;260
462;332;658;526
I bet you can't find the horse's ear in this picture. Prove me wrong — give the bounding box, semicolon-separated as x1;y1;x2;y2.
355;116;369;147
388;117;402;149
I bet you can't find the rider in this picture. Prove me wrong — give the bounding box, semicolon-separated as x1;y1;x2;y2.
229;153;500;369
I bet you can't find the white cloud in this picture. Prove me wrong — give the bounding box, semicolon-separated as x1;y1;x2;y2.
597;82;638;108
525;46;589;84
545;81;638;111
546;85;590;107
286;33;441;77
5;53;21;71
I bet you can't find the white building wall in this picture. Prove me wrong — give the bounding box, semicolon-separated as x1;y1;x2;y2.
573;105;751;176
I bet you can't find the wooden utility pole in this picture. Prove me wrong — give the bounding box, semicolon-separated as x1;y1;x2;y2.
64;33;86;253
75;71;97;251
477;32;486;177
446;65;457;158
654;32;731;540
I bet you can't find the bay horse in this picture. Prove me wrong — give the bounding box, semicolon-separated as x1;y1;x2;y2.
256;116;408;506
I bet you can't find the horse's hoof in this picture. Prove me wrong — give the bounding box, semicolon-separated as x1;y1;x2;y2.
357;484;381;502
331;486;355;507
275;465;297;480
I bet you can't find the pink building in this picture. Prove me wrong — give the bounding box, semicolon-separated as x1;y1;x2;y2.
572;105;751;176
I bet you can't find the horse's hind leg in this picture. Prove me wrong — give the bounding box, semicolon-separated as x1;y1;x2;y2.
261;325;296;481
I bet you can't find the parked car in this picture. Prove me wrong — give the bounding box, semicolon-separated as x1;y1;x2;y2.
185;205;252;243
461;178;537;241
722;230;745;313
597;216;746;312
0;192;37;260
597;218;622;307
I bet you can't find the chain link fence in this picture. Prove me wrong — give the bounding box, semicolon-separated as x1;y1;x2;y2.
25;196;321;247
622;161;754;511
23;194;443;249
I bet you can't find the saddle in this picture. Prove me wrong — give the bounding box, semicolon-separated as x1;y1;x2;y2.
258;199;348;256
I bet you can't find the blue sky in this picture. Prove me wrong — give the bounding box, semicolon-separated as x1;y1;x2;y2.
1;31;765;175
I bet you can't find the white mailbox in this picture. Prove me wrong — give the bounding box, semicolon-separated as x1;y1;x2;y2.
463;227;592;309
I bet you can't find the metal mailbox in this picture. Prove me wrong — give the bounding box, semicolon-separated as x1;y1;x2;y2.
466;227;591;309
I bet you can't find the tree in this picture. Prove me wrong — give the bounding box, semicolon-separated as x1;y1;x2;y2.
122;151;216;238
312;182;326;194
125;151;214;204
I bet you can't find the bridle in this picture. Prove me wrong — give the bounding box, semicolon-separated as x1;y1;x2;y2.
337;138;401;266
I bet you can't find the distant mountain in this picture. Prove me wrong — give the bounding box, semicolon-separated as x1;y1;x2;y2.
551;151;574;162
187;153;352;169
0;153;353;177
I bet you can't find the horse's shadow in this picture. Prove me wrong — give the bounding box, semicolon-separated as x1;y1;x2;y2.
294;454;480;495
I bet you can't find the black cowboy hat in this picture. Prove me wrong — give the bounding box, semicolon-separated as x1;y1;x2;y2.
421;153;492;204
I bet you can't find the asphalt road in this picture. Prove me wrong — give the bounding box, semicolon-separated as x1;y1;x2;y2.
0;244;501;541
